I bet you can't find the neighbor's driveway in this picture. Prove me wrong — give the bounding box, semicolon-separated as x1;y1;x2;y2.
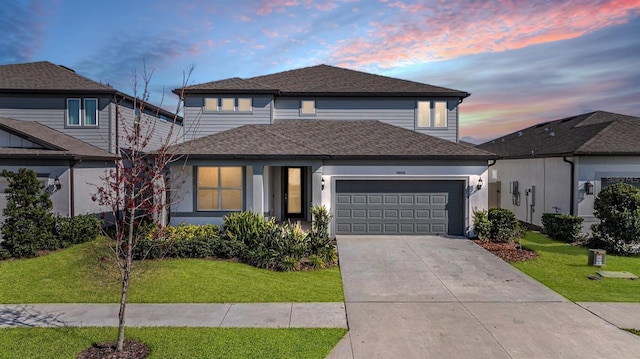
328;236;640;359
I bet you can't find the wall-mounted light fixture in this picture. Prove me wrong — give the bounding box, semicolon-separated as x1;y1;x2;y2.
584;181;593;195
476;177;484;190
321;177;325;190
54;177;62;190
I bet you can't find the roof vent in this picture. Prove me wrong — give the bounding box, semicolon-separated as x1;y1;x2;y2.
517;131;523;137
57;65;76;73
549;132;555;137
544;127;549;132
501;138;505;142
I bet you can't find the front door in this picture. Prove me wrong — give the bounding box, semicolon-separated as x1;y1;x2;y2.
284;167;305;219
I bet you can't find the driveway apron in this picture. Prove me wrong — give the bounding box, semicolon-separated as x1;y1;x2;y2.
329;236;640;359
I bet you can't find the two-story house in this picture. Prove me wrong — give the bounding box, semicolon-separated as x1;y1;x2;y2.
0;61;183;219
169;65;495;236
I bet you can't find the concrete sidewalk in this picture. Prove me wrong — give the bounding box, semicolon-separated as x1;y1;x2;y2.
0;302;347;329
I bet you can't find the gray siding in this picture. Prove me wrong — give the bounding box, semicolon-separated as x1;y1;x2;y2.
183;95;273;139
114;103;184;151
0;95;112;152
0;129;43;148
274;97;458;142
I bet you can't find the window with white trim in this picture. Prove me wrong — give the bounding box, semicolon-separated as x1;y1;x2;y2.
416;101;447;128
205;97;253;113
67;98;98;126
237;98;252;112
197;167;243;211
300;100;315;115
221;98;235;112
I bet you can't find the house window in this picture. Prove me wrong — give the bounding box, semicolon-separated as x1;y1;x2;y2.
204;98;218;112
300;100;315;115
416;101;447;128
67;98;98;126
221;98;235;112
197;167;243;211
237;98;252;112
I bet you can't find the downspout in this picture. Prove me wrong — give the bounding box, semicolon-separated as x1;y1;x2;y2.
563;156;575;215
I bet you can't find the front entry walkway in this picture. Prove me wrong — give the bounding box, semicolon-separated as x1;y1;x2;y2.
328;236;640;358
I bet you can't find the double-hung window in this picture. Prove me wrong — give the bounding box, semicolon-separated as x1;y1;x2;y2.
416;101;447;128
197;167;243;211
67;98;98;126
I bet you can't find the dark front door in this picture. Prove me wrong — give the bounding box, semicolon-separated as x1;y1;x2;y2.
284;167;305;219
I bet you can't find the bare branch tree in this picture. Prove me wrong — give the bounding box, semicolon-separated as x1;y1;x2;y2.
92;65;194;352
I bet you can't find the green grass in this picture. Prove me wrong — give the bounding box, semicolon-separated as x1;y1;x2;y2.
0;240;344;303
625;328;640;336
513;232;640;302
0;327;347;359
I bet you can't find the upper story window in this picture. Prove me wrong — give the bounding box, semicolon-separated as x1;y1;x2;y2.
67;98;98;127
300;100;315;115
204;98;253;113
197;166;243;211
416;101;447;128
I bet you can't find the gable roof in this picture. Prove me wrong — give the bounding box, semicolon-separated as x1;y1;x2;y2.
0;61;181;123
170;119;495;160
477;111;640;158
0;116;117;160
0;61;115;93
175;64;470;98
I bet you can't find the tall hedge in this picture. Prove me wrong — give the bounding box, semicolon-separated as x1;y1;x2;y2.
542;213;584;243
591;183;640;256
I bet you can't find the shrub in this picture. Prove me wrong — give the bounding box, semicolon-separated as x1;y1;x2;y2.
53;214;101;248
487;208;521;243
309;205;337;266
591;183;640;256
472;209;491;240
542;213;584;243
223;211;274;251
1;168;55;258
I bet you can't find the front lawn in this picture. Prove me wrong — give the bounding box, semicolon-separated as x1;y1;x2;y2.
0;240;344;303
0;327;346;359
513;232;640;302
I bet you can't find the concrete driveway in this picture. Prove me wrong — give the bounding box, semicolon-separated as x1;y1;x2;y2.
328;236;640;359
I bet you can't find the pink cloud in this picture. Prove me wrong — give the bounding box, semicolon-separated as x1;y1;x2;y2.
256;0;300;15
331;0;640;68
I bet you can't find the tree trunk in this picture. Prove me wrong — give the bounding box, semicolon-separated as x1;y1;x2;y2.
117;206;136;352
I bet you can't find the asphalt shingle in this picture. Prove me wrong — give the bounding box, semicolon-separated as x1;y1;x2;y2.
177;64;469;97
172;119;495;160
477;111;640;158
0;117;117;160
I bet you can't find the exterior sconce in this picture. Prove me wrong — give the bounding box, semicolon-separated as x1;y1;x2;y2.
54;177;62;190
321;177;325;190
476;177;483;190
585;181;593;195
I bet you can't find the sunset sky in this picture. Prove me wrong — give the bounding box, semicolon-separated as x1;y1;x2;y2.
2;0;639;143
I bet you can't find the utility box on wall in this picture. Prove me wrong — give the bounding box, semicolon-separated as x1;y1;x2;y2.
588;249;606;267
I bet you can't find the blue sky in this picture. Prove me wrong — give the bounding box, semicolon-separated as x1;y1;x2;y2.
2;0;639;143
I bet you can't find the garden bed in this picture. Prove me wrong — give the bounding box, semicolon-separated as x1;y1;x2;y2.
472;239;538;263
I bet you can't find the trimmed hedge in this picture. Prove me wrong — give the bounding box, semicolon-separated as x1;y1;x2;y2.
591;183;640;256
132;206;337;271
541;213;584;243
487;208;521;243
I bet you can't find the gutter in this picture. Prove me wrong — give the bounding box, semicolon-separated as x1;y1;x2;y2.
562;156;575;215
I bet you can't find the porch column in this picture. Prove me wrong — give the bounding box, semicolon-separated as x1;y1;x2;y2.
311;163;323;211
252;165;265;216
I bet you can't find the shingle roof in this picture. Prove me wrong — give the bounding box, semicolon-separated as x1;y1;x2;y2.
176;64;470;98
0;61;115;93
0;117;117;160
171;120;495;160
477;111;640;158
0;61;182;123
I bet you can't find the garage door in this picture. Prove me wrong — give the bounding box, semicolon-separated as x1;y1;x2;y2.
335;180;464;235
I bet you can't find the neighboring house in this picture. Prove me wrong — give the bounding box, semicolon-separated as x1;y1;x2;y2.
169;65;495;236
0;61;182;220
0;116;116;225
477;111;640;232
0;61;183;154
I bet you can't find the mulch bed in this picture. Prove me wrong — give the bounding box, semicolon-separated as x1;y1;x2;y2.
77;340;150;359
472;240;538;263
